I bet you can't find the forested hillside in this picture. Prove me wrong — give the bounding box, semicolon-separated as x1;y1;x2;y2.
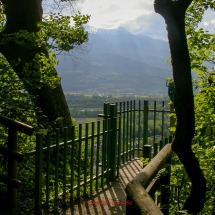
57;26;173;95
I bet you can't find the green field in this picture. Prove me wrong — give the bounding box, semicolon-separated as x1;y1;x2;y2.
74;118;103;135
74;117;169;138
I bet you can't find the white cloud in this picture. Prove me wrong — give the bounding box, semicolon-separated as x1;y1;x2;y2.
67;0;215;39
121;13;167;40
73;0;154;29
204;22;209;26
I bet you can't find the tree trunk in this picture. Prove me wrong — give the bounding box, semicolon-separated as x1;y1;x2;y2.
0;0;72;134
154;0;206;214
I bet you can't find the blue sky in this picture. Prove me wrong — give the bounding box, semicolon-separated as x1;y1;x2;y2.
63;0;215;40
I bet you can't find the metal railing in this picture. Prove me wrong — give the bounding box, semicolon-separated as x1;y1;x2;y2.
23;100;173;213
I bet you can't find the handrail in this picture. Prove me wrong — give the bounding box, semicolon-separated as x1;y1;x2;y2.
0;145;24;162
133;144;172;187
0;115;34;135
125;143;172;215
0;115;34;209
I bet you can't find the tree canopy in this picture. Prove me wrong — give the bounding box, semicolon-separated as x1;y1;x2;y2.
0;0;90;133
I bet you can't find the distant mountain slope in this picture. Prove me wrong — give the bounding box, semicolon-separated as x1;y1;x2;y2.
56;26;173;95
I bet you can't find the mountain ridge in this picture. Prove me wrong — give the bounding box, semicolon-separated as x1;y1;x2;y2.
56;26;173;95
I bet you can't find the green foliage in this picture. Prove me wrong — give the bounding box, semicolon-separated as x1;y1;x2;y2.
186;1;215;75
0;56;38;122
0;7;90;123
194;70;215;146
140;157;150;167
22;52;61;89
0;9;90;131
169;145;215;214
0;4;90;211
37;12;90;52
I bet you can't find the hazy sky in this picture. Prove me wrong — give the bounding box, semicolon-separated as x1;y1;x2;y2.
65;0;215;40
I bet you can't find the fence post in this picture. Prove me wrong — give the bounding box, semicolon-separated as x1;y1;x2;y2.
103;102;110;126
35;132;43;213
109;104;117;181
164;137;169;146
143;101;148;146
55;129;60;205
104;103;109;171
7;128;17;208
63;127;68;205
143;145;152;161
160;137;172;215
162;101;165;140
160;139;164;150
153;142;158;157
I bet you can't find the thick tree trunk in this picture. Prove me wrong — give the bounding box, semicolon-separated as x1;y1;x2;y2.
0;0;72;134
154;0;206;214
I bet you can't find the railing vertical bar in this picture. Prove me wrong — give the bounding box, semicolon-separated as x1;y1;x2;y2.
103;103;108;174
123;102;126;164
70;126;75;200
143;100;148;146
143;144;152;161
101;120;105;187
143;101;149;158
115;102;118;112
63;127;68;204
153;142;158;157
133;100;136;158
115;101;120;176
109;103;117;181
162;101;165;140
169;135;173;143
117;113;122;177
84;123;89;195
45;131;51;205
96;121;100;191
142;101;144;147
35;132;43;213
129;101;132;160
165;137;168;146
153;101;156;143
106;119;110;183
160;139;164;151
104;102;108;116
90;122;95;194
138;100;141;156
54;128;60;206
77;124;82;197
7;128;17;208
126;101;129;162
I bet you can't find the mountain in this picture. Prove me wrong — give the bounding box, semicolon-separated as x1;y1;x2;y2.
56;26;173;95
